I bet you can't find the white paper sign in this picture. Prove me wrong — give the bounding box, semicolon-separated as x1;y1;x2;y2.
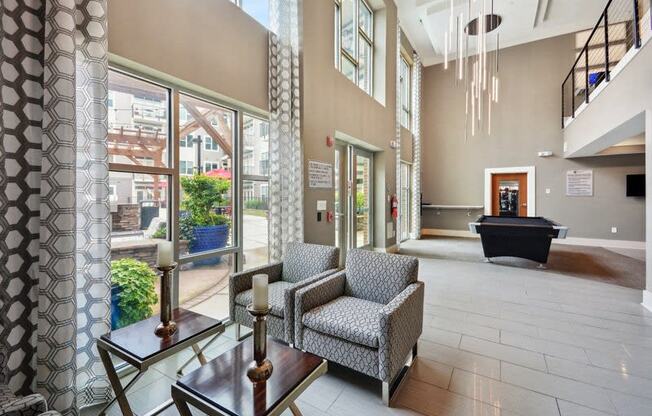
308;160;333;189
566;170;593;197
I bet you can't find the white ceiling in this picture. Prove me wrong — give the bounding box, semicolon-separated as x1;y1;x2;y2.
397;0;609;66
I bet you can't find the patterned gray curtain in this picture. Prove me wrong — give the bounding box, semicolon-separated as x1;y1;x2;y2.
268;0;303;261
0;1;111;415
395;24;402;248
410;53;422;239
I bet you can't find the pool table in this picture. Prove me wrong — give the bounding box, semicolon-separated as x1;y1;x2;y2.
468;216;568;265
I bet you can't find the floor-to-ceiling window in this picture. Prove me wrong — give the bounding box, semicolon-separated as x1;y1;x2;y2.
242;114;270;270
108;68;270;327
108;70;172;329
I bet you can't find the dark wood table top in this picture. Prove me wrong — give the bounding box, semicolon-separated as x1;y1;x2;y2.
100;308;222;361
177;338;324;416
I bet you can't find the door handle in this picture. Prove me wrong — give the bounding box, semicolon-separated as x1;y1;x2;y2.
522;203;527;207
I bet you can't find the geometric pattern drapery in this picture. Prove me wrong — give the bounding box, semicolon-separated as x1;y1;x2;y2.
395;23;403;248
268;0;304;261
410;53;422;239
0;1;111;414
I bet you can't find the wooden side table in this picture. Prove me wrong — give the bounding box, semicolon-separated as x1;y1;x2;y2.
172;338;327;416
97;308;225;416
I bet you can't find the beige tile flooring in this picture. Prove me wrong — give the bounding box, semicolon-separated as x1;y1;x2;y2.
86;239;652;416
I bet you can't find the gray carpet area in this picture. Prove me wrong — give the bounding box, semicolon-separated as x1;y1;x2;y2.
400;236;646;290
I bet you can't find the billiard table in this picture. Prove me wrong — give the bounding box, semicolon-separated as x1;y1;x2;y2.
468;216;568;265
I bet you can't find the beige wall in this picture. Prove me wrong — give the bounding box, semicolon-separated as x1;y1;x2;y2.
302;0;401;249
108;0;269;112
421;34;646;242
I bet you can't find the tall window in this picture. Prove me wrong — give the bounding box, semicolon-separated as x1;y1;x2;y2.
242;115;270;270
335;0;374;94
400;162;412;241
108;70;172;329
400;55;411;129
108;68;271;328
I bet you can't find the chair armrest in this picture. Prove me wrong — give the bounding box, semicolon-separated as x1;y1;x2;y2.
283;267;340;342
293;271;346;348
378;282;424;382
0;393;48;416
229;262;283;319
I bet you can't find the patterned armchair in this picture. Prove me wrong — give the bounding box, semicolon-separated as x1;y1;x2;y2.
229;242;339;344
294;249;423;405
0;348;61;416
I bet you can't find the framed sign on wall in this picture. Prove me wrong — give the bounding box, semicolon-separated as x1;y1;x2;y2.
308;160;333;189
566;170;593;197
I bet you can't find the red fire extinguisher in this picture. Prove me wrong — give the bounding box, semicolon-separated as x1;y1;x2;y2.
391;195;398;220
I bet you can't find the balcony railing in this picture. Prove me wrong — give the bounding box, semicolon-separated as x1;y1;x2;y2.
561;0;650;127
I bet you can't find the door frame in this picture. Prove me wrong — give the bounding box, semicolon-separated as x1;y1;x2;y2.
484;166;536;217
352;147;374;250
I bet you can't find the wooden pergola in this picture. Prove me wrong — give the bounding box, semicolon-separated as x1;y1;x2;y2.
108;76;233;199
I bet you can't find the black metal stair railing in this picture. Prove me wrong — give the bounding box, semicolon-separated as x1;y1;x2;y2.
561;0;650;128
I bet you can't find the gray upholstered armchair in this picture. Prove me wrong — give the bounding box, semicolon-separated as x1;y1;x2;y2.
0;348;61;416
229;242;339;344
294;249;423;405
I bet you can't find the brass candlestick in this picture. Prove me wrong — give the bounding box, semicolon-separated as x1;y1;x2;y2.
155;262;178;338
246;305;273;383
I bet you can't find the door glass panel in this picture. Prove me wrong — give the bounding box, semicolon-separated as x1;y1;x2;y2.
355;154;371;248
400;163;411;241
178;94;234;257
498;180;520;217
334;148;342;249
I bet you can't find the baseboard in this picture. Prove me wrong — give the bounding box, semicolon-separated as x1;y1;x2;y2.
421;228;479;239
420;228;644;250
374;244;399;253
552;237;645;250
643;290;652;313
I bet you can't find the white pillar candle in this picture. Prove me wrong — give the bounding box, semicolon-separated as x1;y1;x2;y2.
157;241;174;267
252;274;269;310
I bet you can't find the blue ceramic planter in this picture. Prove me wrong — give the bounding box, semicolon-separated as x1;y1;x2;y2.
189;224;230;266
110;285;122;330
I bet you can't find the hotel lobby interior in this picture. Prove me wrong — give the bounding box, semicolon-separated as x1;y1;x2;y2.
2;0;652;415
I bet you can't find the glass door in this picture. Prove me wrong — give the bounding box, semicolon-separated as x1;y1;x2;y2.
334;144;347;255
400;162;412;242
334;143;374;259
353;149;373;249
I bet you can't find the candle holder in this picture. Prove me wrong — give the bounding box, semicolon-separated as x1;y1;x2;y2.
155;262;178;338
246;304;273;383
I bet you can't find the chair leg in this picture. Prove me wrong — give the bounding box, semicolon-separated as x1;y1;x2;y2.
382;382;390;406
235;323;241;341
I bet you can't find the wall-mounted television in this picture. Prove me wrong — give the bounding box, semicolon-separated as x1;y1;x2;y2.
626;174;645;197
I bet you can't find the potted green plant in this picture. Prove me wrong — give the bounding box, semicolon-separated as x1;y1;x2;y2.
111;258;159;330
180;174;231;265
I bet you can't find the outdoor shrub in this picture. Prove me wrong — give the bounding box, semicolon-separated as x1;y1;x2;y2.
111;258;159;328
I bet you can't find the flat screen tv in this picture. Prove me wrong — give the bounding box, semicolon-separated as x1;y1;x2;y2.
626;174;645;197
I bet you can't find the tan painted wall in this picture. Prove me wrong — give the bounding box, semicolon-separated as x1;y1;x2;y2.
107;0;269;111
421;34;646;241
302;0;402;249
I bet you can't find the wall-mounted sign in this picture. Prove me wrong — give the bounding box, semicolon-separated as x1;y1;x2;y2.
308;160;333;189
566;170;593;197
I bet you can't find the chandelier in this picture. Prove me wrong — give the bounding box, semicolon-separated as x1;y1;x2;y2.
443;0;502;138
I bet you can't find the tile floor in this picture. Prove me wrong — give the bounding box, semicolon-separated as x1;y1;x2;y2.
85;238;652;416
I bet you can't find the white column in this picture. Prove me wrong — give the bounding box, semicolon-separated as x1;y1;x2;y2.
644;109;652;312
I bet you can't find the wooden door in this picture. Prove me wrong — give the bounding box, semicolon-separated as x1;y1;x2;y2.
491;173;528;217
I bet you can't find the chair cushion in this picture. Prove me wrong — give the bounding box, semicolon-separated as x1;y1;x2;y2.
282;242;339;283
302;296;383;348
344;249;419;304
235;281;292;317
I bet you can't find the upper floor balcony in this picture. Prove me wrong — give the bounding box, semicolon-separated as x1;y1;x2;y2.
562;0;651;129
